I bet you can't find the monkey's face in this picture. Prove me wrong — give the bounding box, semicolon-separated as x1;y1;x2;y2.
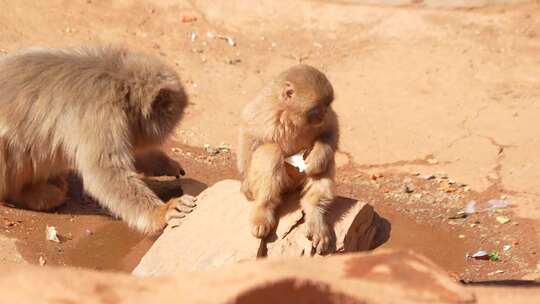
132;86;188;149
280;78;334;128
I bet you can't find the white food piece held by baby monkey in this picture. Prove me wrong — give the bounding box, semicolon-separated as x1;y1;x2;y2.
285;150;308;173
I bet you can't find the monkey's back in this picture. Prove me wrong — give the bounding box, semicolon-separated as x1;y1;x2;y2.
0;47;150;196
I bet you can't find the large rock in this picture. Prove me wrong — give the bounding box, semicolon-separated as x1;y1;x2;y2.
133;179;377;276
0;250;485;304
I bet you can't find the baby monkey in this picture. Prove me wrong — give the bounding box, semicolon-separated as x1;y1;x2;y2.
238;64;338;254
0;46;195;234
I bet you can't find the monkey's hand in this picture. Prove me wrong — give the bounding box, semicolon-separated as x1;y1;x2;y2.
305;214;332;255
163;194;198;227
304;141;334;177
135;149;186;178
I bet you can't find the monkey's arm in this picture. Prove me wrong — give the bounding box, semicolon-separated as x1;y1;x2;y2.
74;118;190;234
134;149;185;177
305;112;339;177
237;128;261;176
305;136;335;176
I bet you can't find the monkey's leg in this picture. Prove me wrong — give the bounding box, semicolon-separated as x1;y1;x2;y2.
300;175;334;255
244;144;288;238
14;176;68;211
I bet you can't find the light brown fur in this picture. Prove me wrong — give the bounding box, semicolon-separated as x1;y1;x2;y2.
0;46;195;234
237;64;339;254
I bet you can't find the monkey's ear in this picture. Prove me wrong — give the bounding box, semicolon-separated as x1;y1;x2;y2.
281;82;295;101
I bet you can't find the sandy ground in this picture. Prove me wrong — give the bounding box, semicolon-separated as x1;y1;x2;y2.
0;0;539;282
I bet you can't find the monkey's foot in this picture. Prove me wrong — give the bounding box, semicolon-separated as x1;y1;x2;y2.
305;216;332;255
250;207;276;238
16;178;68;211
164;194;197;222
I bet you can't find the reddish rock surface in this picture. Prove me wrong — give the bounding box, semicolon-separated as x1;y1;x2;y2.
0;250;483;304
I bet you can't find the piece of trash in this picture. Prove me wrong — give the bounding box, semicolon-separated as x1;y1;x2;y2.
464;201;477;214
171;147;181;153
181;15;198;23
487;199;510;209
487;270;504;276
489;251;500;261
503;245;512;251
216;35;236;47
285;150;307;173
85;229;93;236
458;234;465;239
39;256;46;266
190;32;197;42
471;250;489;260
464;199;510;215
46;226;60;243
423;174;435;180
496;215;510;224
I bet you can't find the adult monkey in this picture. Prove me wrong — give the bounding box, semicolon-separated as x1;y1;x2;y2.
0;46;196;234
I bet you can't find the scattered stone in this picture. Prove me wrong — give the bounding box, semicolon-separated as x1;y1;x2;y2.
203;143;230;156
427;158;439;164
38;256;46;266
495;215;510;224
190;32;197;42
458;234;465;239
370;172;384;180
423;174;435;180
46;226;60;243
225;58;242;65
438;180;456;193
171;147;181;153
503;245;512;251
403;184;414;194
379;187;391;194
181;14;198;23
